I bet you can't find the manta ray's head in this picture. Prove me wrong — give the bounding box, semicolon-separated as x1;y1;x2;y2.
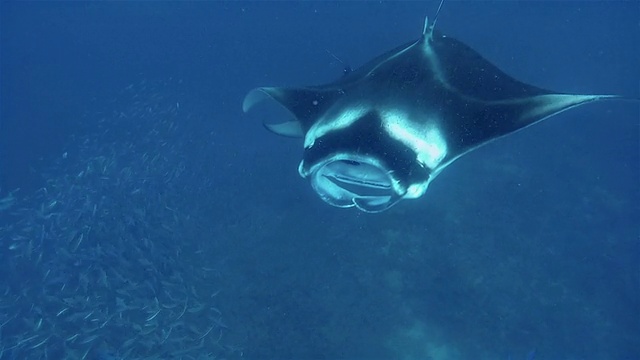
298;109;438;213
243;87;444;213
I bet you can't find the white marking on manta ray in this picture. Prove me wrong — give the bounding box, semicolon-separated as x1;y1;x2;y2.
405;180;430;199
304;105;368;148
380;109;448;170
421;37;452;92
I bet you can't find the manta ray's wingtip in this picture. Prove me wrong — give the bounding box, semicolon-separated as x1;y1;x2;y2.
520;93;627;124
571;93;634;103
242;87;275;113
611;95;640;102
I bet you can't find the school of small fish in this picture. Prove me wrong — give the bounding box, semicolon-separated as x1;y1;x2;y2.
0;79;233;359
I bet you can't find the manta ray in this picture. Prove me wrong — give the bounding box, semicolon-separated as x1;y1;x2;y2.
243;6;627;213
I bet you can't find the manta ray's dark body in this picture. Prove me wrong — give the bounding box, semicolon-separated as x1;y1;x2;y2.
243;15;619;213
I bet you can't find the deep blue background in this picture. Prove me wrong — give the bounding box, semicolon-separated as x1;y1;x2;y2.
1;2;638;359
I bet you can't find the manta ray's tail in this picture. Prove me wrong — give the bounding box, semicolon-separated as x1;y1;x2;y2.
424;0;446;40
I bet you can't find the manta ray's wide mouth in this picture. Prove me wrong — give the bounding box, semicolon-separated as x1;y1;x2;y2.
307;157;402;213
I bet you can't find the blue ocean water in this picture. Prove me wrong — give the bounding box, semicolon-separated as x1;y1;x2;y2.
0;1;638;359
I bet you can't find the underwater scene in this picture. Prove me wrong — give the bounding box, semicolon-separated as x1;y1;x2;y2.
1;2;638;359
